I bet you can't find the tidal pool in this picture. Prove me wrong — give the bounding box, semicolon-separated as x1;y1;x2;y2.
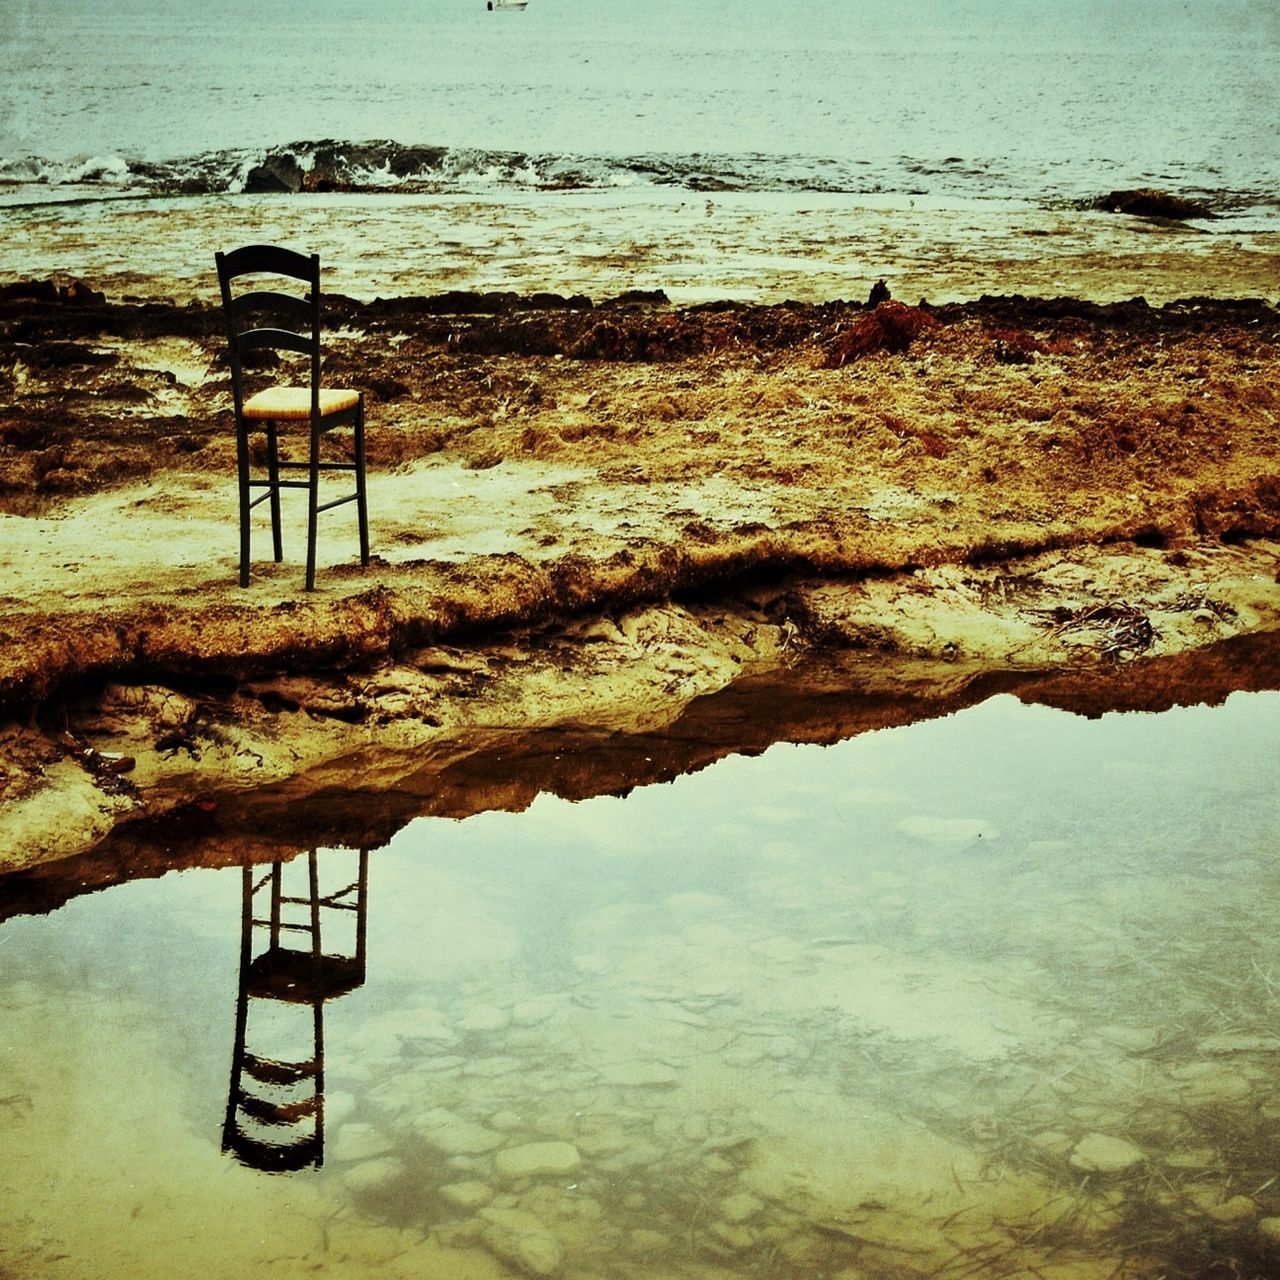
3;690;1280;1279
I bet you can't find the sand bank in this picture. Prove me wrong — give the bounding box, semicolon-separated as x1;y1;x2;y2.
2;284;1279;870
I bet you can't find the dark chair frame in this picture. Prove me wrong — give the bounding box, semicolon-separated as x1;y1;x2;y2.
215;244;369;591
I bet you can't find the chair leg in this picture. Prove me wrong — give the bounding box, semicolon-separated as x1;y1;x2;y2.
305;418;321;592
266;421;283;563
355;397;370;566
235;420;251;587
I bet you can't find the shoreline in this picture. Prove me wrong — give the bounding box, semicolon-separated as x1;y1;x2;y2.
3;283;1280;872
7;623;1280;925
3;188;1279;308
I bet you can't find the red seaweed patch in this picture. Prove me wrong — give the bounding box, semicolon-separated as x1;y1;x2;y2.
821;302;940;367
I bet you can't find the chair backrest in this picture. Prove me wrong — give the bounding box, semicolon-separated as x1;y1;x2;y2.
215;244;322;418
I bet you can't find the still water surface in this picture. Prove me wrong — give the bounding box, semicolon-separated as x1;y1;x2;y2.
3;691;1280;1277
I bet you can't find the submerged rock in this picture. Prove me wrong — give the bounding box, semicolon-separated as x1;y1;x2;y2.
1205;1194;1257;1224
512;997;560;1026
342;1156;404;1197
629;1227;671;1253
720;1190;764;1223
1169;1062;1254;1104
1069;1133;1145;1173
330;1121;394;1164
494;1141;582;1180
1197;1032;1280;1055
458;1003;511;1032
601;1061;679;1087
412;1106;505;1155
438;1179;494;1210
711;1220;756;1250
479;1206;564;1277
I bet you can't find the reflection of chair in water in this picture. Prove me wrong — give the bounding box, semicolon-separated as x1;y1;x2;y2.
223;848;369;1172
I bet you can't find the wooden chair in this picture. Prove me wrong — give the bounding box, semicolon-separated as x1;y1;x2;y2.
215;244;369;591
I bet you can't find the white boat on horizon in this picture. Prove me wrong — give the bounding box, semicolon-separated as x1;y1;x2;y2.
487;0;528;10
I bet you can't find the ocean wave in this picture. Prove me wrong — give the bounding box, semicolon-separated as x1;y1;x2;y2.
1;140;1275;215
0;139;888;197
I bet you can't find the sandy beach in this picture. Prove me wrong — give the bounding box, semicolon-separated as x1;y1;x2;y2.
9;6;1280;1277
2;263;1279;871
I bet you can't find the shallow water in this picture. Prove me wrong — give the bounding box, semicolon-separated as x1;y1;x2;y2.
4;689;1280;1277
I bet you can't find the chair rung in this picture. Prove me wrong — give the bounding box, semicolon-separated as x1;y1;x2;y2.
235;1093;322;1126
242;1052;319;1085
316;492;359;514
276;460;358;472
223;1125;323;1171
248;473;349;489
251;917;315;934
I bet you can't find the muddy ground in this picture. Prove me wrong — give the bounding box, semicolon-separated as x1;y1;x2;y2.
2;281;1279;872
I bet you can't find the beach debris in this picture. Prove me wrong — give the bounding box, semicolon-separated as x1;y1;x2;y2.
55;731;136;782
987;326;1047;365
821;300;939;366
1041;600;1156;659
1173;590;1238;624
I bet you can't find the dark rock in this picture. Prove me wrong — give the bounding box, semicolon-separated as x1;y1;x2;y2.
244;154;305;194
1092;188;1215;220
21;342;118;371
605;289;670;307
0;280;60;304
868;279;891;306
60;280;106;305
528;292;593;311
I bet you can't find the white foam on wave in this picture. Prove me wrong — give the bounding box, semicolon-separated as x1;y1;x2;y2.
68;154;132;184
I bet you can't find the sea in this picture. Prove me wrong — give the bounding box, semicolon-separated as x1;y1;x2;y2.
1;0;1278;302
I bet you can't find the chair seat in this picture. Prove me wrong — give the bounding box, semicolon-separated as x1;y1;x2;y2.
243;386;360;420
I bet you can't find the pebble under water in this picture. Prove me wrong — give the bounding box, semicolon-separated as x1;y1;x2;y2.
3;690;1280;1279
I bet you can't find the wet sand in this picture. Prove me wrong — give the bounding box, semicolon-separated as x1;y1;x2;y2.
3;189;1278;307
2;262;1280;869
